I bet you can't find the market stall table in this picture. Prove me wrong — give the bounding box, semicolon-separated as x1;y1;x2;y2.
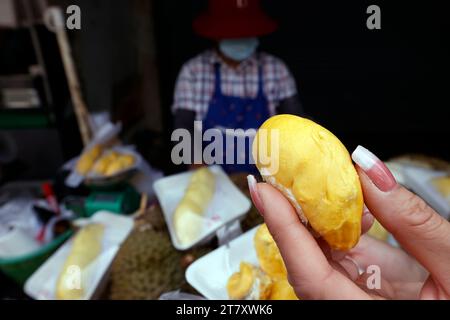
106;173;263;300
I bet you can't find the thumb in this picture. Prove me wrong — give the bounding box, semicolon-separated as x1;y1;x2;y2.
352;146;450;292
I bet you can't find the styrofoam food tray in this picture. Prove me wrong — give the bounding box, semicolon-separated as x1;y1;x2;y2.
402;166;450;219
153;165;251;251
24;211;134;300
186;226;259;300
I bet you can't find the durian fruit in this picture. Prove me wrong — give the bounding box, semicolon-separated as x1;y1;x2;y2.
254;224;287;279
367;219;389;242
92;152;119;175
173;168;216;246
108;207;212;300
432;176;450;202
104;161;124;176
269;279;298;300
76;145;102;176
227;262;272;300
104;153;135;176
253;115;364;251
91;151;136;177
117;154;135;168
56;223;104;300
253;224;299;300
109;228;185;300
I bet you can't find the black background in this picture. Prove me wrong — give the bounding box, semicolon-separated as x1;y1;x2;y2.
154;0;450;161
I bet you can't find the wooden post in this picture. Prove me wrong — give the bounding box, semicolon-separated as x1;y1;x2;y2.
44;7;92;146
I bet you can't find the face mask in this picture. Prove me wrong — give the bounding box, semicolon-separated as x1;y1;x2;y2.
219;38;259;62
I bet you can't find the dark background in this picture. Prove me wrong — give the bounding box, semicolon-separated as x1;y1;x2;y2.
1;0;449;178
154;0;450;162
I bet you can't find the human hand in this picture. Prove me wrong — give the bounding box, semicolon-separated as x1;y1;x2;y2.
247;146;450;300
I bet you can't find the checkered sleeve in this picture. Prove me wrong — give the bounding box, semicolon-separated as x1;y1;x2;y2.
274;58;298;101
172;62;198;114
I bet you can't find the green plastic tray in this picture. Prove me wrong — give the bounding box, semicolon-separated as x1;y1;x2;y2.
0;230;73;285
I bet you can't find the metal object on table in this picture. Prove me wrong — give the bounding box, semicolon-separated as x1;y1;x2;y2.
84;168;138;188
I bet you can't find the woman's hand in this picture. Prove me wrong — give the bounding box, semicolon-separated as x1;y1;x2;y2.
247;146;450;300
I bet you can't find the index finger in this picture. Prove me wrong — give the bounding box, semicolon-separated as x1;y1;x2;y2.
251;181;370;300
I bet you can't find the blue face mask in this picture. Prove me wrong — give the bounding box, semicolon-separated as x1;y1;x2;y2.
219;38;259;62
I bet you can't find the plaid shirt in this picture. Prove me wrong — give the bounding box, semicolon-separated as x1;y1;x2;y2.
172;50;298;120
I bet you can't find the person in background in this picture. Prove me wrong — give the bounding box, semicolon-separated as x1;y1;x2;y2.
173;0;304;173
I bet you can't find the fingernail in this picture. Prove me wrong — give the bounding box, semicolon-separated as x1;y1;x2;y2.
331;249;347;261
345;256;365;276
352;146;397;192
362;206;372;219
247;175;265;216
362;211;374;227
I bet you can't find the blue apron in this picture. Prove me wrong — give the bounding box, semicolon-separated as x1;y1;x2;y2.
203;62;270;174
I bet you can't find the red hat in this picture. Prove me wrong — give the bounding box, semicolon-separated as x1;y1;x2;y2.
193;0;278;40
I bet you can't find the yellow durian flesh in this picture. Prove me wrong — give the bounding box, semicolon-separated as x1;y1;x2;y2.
269;279;298;300
368;219;389;241
105;161;124;176
254;224;287;279
94;152;135;177
253;115;363;251
226;262;272;300
173;168;216;246
92;152;117;175
432;176;450;198
56;223;104;300
173;205;204;245
76;145;102;176
227;262;255;300
117;154;135;168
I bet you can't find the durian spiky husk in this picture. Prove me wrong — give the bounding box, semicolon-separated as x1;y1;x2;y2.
107;206;211;300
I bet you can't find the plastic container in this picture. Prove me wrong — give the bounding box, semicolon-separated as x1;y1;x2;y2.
402;166;450;219
153;165;251;251
0;227;40;258
186;226;259;300
0;230;72;285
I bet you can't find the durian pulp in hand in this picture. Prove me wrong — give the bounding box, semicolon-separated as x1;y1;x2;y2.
227;262;272;300
56;224;104;300
254;224;287;279
173;168;216;246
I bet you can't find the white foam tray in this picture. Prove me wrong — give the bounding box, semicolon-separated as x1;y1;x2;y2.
402;166;450;219
186;226;259;300
153;165;251;251
24;211;134;300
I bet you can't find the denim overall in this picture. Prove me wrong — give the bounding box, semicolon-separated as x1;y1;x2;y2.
202;62;270;174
